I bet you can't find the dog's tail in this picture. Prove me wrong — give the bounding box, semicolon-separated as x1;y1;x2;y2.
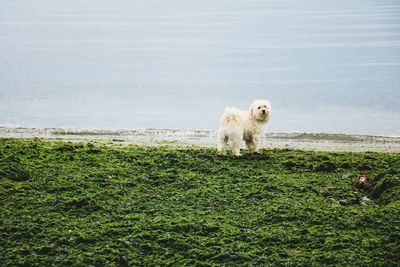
220;107;242;127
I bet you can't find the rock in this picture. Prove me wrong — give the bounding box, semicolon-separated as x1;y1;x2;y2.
360;196;371;206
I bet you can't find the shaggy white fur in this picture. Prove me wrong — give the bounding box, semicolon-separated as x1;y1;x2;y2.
217;100;272;156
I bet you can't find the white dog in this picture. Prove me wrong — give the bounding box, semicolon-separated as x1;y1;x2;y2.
217;100;271;156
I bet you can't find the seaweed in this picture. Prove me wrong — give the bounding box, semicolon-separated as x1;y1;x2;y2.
0;138;399;266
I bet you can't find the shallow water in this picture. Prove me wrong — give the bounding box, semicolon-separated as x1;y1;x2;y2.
1;0;400;135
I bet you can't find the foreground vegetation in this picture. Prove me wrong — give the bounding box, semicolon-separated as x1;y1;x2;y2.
0;138;399;266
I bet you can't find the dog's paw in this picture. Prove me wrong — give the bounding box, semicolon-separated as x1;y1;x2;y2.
217;149;226;156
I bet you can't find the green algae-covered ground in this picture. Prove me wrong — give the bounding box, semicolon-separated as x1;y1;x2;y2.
1;138;399;266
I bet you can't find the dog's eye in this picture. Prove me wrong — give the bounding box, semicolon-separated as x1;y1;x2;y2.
258;107;261;109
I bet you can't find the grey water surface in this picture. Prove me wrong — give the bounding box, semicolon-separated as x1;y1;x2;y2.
1;0;400;135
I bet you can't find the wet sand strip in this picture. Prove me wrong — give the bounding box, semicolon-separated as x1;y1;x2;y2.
0;127;399;152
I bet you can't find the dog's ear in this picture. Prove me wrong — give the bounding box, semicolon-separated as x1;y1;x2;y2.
249;105;254;117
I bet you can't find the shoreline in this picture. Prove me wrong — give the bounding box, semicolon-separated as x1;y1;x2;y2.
1;126;399;152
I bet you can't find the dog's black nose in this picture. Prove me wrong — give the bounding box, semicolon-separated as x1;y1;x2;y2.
262;110;266;114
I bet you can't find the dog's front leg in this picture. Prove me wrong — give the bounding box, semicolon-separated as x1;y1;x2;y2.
253;135;261;153
245;139;256;154
246;135;261;154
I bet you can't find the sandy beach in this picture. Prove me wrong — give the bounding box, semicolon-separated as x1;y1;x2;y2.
1;127;399;152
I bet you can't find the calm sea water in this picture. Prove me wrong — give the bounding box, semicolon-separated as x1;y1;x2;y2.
1;0;400;135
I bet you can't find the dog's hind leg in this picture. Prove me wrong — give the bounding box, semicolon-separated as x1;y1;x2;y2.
217;129;228;156
232;142;241;157
230;128;243;157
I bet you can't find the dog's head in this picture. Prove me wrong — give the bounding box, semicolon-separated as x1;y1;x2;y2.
249;99;272;123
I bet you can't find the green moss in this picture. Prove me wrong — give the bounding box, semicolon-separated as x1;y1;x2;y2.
0;138;399;266
368;172;400;204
